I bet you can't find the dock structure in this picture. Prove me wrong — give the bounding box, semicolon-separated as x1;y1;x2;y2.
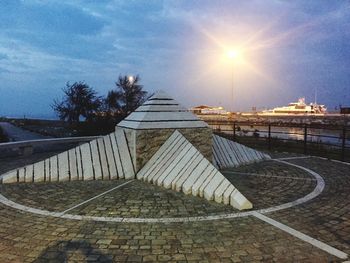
0;91;272;210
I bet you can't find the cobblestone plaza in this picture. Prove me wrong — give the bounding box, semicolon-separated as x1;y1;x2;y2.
0;153;349;262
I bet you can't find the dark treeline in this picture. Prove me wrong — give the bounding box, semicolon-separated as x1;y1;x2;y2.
0;126;9;143
52;75;148;136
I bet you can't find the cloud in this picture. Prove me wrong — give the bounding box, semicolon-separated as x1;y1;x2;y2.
0;1;109;60
0;0;349;117
0;1;106;35
0;53;8;60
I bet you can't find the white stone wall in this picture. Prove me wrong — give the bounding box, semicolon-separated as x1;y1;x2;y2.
1;130;135;184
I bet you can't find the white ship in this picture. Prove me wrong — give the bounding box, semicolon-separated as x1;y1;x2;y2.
262;98;327;115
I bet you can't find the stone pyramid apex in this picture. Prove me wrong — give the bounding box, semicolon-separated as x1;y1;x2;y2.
149;90;173;100
117;90;208;130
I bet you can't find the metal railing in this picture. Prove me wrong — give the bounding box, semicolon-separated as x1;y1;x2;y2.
207;120;350;162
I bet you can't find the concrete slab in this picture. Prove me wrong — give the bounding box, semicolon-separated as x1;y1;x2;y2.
214;179;231;203
215;136;232;166
44;158;50;182
50;155;58;182
203;173;225;201
34;161;45;182
97;138;109;180
18;167;25;182
75;147;82;180
80;143;94;181
150;139;187;184
220;136;240;166
103;135;117;179
162;144;197;189
212;145;221;168
118;120;208;130
158;143;198;188
223;185;235;205
230;189;253;210
156;143;192;187
25;164;34;182
243;145;254;163
58;151;69;181
90;140;102;180
109;133;123;179
232;142;247;163
182;159;210;195
198;169;217;198
227;140;245;165
173;152;202;191
126;111;199;122
191;166;216;197
68;149;78;181
115;129;135;179
2;170;17;183
136;105;186;112
213;135;270;169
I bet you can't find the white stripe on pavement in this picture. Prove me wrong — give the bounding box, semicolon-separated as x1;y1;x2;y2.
61;180;133;214
223;171;316;181
252;211;348;260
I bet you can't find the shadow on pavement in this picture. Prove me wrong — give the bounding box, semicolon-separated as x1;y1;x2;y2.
33;240;113;262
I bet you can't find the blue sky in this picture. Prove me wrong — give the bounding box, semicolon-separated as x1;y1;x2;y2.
0;0;349;118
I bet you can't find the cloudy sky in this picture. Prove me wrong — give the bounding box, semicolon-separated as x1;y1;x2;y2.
0;0;349;118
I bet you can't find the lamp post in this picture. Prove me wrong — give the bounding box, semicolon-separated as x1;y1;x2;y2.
227;50;239;113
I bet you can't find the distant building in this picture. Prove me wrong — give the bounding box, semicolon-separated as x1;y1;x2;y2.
340;107;350;114
190;105;228;115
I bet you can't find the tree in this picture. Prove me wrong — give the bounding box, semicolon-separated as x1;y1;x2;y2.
105;75;148;117
52;82;102;123
105;90;121;114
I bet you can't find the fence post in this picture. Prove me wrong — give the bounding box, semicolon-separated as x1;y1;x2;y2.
233;122;236;141
268;124;271;151
341;127;346;161
304;125;307;154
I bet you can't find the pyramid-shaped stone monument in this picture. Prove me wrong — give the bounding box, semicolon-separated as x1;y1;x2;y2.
117;91;212;172
0;90;273;210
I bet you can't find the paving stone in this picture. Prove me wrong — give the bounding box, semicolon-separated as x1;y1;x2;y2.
0;152;348;262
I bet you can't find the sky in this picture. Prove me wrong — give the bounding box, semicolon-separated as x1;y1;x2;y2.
0;0;349;118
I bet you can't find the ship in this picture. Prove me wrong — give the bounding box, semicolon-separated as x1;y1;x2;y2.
262;98;327;115
190;105;228;115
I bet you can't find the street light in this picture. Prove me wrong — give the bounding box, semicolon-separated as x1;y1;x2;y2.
226;49;241;113
227;50;240;60
128;76;134;84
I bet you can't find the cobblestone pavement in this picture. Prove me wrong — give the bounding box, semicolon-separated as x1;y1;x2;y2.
0;153;349;262
0;180;128;212
222;161;316;209
268;157;350;259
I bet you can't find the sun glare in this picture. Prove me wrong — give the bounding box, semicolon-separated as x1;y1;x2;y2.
224;48;245;65
227;49;240;59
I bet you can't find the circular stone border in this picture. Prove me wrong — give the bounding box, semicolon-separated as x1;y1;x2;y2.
0;159;325;223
